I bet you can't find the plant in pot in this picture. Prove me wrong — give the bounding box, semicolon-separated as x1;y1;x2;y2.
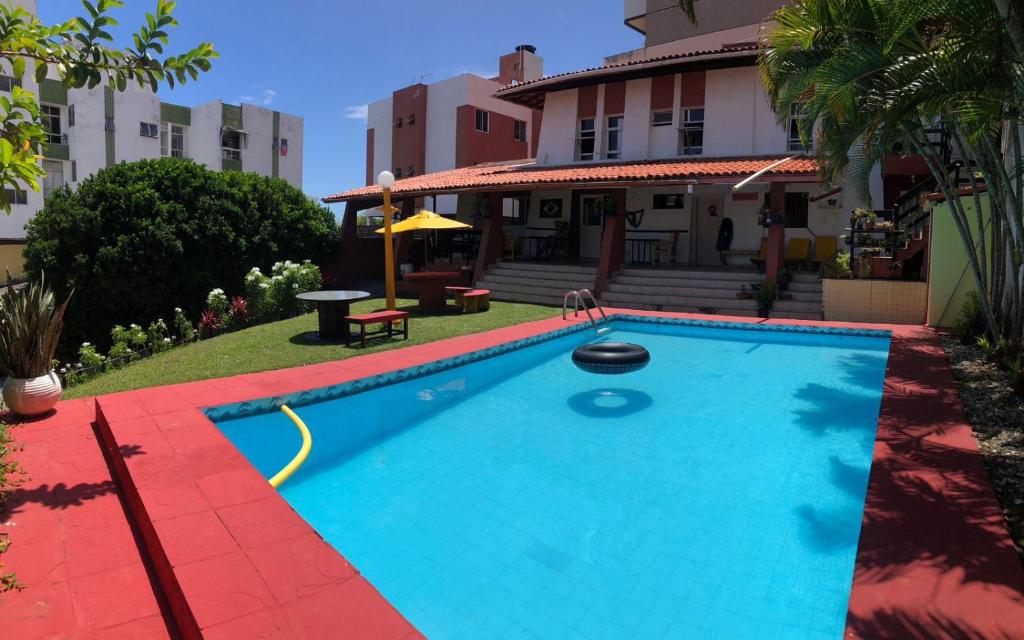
754;278;776;318
0;274;72;417
777;270;793;292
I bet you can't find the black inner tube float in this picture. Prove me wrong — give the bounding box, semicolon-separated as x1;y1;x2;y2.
572;342;650;374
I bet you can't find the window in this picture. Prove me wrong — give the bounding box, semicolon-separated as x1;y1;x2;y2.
394;167;402;178
161;122;185;158
606;115;623;160
139;122;159;138
474;109;489;133
279;138;288;157
0;75;21;92
406;165;414;176
71;160;77;182
502;195;529;225
784;192;809;228
221;129;244;160
5;188;27;205
679;107;704;155
788;103;808;151
395;117;403;128
42;159;64;198
513;119;526;142
104;117;115;132
576;118;596;161
581;194;607;226
68;104;75;127
41;104;62;144
651;111;672;127
408;113;415;125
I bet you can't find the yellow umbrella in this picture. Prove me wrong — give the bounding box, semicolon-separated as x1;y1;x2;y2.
374;209;471;234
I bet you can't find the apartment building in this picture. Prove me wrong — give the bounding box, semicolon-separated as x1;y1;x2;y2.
0;0;303;277
364;45;543;214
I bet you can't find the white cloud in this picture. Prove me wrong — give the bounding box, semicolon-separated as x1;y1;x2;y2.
343;104;369;121
238;87;277;106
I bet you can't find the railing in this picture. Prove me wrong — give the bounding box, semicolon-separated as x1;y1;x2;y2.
268;404;312;489
563;289;610;335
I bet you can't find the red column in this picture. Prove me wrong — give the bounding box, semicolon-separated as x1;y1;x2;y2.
765;181;787;282
473;192;504;284
594;190;627;297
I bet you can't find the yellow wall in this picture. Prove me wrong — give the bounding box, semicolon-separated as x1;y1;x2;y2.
927;195;991;327
0;243;26;279
823;279;928;324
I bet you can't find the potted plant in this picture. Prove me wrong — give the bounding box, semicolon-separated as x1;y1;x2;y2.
754;279;776;318
0;274;71;416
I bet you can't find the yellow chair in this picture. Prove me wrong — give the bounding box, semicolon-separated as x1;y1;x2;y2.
784;238;812;270
502;230;515;261
811;236;838;270
750;238;769;271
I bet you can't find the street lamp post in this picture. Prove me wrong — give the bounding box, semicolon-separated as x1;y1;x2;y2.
377;170;396;312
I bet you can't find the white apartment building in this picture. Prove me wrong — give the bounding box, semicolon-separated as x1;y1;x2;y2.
0;0;304;277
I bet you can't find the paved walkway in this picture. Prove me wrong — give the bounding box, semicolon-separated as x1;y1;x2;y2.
0;398;175;638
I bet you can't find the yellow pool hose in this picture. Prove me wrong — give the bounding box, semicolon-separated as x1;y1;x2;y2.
269;404;312;488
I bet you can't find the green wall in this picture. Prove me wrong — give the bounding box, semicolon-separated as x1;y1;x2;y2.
927;194;992;327
160;102;191;126
38;79;67;105
104;87;115;166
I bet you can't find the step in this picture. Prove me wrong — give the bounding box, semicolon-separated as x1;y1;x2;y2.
479;273;596;288
772;299;823;314
771;311;823;321
615;268;759;283
601;299;759;317
602;291;759;311
492;261;598;276
478;281;591;299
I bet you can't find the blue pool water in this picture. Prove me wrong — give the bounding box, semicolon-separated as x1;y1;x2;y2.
214;319;890;639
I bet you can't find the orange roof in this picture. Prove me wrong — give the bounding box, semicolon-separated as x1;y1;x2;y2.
323;156;819;203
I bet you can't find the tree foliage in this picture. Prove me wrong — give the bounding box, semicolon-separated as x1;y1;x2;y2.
0;0;217;210
23;159;339;352
758;0;1024;342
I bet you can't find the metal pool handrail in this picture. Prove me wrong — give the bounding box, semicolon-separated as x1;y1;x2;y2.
563;289;610;335
269;404;312;489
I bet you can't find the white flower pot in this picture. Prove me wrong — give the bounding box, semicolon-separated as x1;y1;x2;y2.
3;372;62;417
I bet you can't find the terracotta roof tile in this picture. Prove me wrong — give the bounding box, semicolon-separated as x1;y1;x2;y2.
323;156;818;203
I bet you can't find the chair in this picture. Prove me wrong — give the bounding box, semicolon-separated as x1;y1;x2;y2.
810;236;838;270
750;238;769;271
784;238;812;270
502;231;515;261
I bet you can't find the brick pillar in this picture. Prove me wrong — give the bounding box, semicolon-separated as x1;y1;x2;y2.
340;201;360;246
594;189;627;297
473;192;504;283
765;182;787;282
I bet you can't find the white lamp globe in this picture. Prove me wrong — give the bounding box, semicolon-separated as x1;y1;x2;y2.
377;170;395;189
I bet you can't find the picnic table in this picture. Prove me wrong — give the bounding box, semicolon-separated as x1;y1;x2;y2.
296;290;372;341
401;271;460;311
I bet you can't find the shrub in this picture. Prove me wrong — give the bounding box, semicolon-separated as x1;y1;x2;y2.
244;260;322;321
224;297;251;329
112;324;148;351
77;342;104;370
206;289;229;317
147;319;171;353
107;341;133;364
955;291;987;344
822;250;852;279
173;308;196;343
23;158;338;354
199;309;220;339
0;273;71;378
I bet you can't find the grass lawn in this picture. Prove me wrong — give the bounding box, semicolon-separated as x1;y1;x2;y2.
64;297;558;399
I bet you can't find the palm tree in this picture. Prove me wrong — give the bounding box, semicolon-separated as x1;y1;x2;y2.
758;0;1024;341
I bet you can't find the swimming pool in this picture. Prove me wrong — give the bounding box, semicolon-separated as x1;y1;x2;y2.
213;318;891;639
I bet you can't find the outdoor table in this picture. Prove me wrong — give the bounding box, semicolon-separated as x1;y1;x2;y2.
402;271;460;311
296;290;372;341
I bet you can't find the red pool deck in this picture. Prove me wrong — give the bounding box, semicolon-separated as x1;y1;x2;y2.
2;310;1023;638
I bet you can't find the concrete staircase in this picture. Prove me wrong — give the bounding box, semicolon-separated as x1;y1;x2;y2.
600;268;761;317
476;261;599;306
772;272;823;320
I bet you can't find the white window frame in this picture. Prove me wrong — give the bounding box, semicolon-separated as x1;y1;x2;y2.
41;104;62;145
140;122;159;138
576;117;596;161
788;102;808;152
679;107;704;156
474;109;490;133
221;128;246;161
605;115;624;160
651;110;672;127
161;122;185;158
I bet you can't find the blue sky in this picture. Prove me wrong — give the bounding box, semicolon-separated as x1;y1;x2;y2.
39;1;643;214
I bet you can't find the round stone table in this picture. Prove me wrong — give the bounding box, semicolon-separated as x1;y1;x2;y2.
296;290;372;341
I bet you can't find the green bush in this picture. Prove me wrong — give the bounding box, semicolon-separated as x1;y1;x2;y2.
244;260;323;321
822;250;852;279
955;291;987;344
24;159;338;353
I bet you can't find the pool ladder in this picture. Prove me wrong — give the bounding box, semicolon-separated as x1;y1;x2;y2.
563;289;610;335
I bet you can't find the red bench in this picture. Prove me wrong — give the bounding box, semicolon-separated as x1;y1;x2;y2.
343;310;409;347
462;289;491;313
445;286;474;308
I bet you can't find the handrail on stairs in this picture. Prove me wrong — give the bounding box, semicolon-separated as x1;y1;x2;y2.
563;289;610;334
269;404;312;489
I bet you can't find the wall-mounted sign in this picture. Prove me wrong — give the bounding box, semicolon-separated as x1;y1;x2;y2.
539;198;563;219
653;193;686;209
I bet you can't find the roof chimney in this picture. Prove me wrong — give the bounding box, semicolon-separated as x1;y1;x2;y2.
498;45;544;85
